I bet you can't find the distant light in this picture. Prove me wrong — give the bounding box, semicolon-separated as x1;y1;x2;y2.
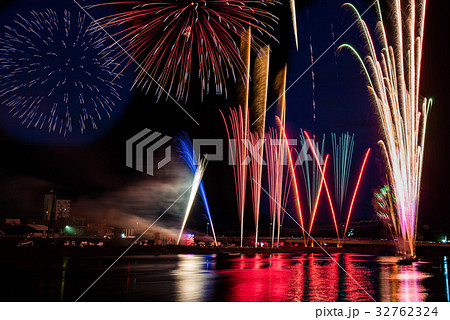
186;234;195;246
121;233;125;238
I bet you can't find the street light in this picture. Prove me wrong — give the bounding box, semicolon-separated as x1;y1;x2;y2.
201;214;210;237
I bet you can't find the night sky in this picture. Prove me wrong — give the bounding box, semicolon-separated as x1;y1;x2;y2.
0;0;449;237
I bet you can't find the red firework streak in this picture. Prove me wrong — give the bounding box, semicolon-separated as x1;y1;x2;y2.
303;131;340;244
264;128;279;247
340;148;371;247
248;131;264;247
264;127;293;248
305;131;371;247
307;154;329;246
276;117;306;246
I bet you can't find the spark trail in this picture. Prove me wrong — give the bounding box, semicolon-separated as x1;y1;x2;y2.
248;131;264;246
331;132;355;217
339;0;431;257
266;64;289;247
221;106;249;247
290;0;298;50
374;184;400;251
307;154;329;246
340;148;371;246
174;132;217;245
304;130;340;243
277;117;306;246
248;44;270;246
177;157;208;245
299;132;325;219
265;128;283;246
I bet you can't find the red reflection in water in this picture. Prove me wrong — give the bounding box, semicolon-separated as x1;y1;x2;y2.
343;254;376;301
219;253;374;301
307;254;339;301
221;254;291;301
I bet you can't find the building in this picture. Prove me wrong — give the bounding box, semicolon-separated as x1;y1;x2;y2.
55;199;71;219
43;190;56;221
43;190;71;221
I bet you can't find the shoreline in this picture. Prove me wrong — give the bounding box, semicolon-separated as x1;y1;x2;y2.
3;243;449;260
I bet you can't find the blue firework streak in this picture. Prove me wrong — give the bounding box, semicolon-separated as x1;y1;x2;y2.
0;9;122;135
174;132;217;245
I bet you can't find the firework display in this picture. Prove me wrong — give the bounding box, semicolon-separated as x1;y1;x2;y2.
264;128;282;246
339;0;431;257
0;0;435;262
331;132;355;217
0;9;122;135
306;154;329;246
340;148;371;246
277;117;306;246
290;0;298;51
299;132;326;243
304;130;340;242
304;130;371;246
248;131;263;246
85;0;280;101
0;0;446;305
177;157;208;245
248;44;269;247
374;184;400;251
174;132;217;245
221;106;249;247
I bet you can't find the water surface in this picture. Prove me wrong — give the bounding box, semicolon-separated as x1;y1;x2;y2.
1;253;449;301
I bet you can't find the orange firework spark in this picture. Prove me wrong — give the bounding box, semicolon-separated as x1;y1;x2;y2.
221;106;249;247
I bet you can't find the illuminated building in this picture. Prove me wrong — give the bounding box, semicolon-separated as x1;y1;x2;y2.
55;199;71;219
43;190;71;221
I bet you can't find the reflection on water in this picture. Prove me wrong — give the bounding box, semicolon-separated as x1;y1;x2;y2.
445;256;449;302
60;257;68;301
378;256;431;302
2;253;449;301
172;255;216;301
219;253;375;301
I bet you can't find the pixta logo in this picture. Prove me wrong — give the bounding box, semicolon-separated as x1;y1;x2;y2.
126;129;172;176
126;129;325;176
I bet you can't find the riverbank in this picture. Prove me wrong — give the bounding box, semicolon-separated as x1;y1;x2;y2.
0;243;385;259
2;237;449;259
3;243;448;259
